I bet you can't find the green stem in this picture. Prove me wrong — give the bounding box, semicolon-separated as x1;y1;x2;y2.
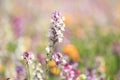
26;63;30;80
46;43;56;79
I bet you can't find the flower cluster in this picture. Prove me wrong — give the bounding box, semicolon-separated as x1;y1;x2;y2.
46;11;81;80
21;11;80;80
60;63;80;80
86;68;97;80
46;11;65;54
50;11;65;43
52;52;80;80
86;68;105;80
32;63;44;80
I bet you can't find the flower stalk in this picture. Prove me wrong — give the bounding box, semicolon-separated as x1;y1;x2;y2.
26;63;30;80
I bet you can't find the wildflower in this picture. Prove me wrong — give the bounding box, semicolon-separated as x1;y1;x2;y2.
48;59;61;75
46;46;50;53
32;63;44;80
48;60;56;67
52;52;67;65
50;67;60;75
86;68;98;80
50;11;65;43
61;64;78;80
23;52;34;64
0;65;3;72
16;66;24;75
15;63;26;80
46;11;65;55
63;44;80;62
51;11;65;32
52;52;63;64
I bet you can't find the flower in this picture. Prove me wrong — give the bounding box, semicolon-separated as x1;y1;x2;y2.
52;52;67;65
61;64;77;80
16;65;25;75
15;62;26;80
22;52;34;64
63;44;80;62
52;52;63;64
0;65;3;72
50;67;60;75
46;11;65;54
86;68;98;80
46;46;50;53
32;63;44;80
50;11;65;43
48;60;56;67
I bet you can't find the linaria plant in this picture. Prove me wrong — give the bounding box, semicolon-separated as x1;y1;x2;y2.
23;52;34;80
46;11;65;60
45;11;80;80
45;11;66;79
22;11;80;80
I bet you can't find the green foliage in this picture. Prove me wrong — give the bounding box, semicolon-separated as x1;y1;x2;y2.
7;41;16;52
71;27;120;79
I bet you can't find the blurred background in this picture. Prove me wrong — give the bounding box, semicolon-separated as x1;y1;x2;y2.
0;0;120;80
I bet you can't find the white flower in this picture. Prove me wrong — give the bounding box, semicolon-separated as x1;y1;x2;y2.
46;46;50;53
58;37;62;43
48;11;65;44
46;11;65;64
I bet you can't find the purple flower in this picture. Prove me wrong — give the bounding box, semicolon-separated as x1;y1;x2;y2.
37;54;46;64
16;66;24;74
15;62;26;80
46;11;65;54
52;52;67;65
52;52;63;65
12;17;24;38
61;64;77;80
50;11;65;43
86;68;98;80
23;52;34;64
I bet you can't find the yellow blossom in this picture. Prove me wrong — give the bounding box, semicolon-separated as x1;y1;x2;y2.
63;44;80;62
50;67;60;75
0;65;3;72
48;60;56;67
